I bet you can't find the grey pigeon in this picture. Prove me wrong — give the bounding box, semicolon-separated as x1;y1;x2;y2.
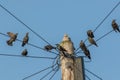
112;20;120;32
44;44;56;51
22;32;29;47
88;37;98;47
87;30;94;38
21;49;28;56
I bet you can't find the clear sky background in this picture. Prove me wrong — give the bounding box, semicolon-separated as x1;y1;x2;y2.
0;0;120;80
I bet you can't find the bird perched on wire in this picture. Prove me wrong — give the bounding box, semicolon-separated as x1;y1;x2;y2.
44;44;56;51
21;49;28;56
87;30;94;38
22;32;29;47
112;19;120;32
83;49;91;59
56;43;68;57
6;32;18;46
80;40;87;51
88;37;98;47
79;40;91;59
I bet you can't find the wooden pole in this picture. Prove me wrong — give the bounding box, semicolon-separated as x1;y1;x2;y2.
60;56;85;80
60;34;85;80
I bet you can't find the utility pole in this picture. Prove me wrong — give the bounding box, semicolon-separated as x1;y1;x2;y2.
60;34;85;80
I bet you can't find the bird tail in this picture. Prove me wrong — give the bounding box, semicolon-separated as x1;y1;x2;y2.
22;43;25;47
117;28;120;32
6;40;13;46
88;55;91;59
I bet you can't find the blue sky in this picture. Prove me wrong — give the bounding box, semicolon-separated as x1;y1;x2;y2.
0;0;120;80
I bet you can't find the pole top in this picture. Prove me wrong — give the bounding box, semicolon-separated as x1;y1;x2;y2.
62;34;71;41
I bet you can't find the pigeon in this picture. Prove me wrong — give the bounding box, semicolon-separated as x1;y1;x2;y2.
112;20;120;32
44;44;56;51
22;32;29;47
87;30;94;38
80;40;87;51
7;32;18;41
88;37;98;47
21;49;28;56
84;49;91;59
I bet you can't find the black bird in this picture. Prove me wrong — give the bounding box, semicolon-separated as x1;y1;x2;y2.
84;49;91;59
56;44;67;52
21;49;28;56
22;32;29;47
44;45;56;51
80;40;87;51
87;30;94;38
112;20;120;32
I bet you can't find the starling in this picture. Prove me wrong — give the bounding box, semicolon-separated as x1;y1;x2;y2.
22;32;29;47
88;37;98;47
87;30;94;38
21;49;28;56
44;45;56;51
80;40;87;51
112;20;120;32
56;44;67;52
6;38;14;46
84;49;91;59
7;32;18;41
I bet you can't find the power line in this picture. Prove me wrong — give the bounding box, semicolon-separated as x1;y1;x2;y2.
93;1;120;32
49;67;59;80
85;68;103;80
40;69;53;80
87;30;114;48
75;1;120;52
0;32;58;55
96;30;113;42
22;64;56;80
75;29;114;58
0;53;56;59
0;3;51;46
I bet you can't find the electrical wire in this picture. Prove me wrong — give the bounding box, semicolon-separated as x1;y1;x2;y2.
0;32;58;55
85;68;103;80
0;3;51;46
0;53;56;59
22;64;57;80
49;68;59;80
75;1;120;52
40;69;53;80
40;66;58;80
96;30;113;42
76;29;114;56
87;29;114;48
93;1;120;33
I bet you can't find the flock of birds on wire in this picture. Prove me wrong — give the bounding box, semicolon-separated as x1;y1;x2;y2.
5;19;120;59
